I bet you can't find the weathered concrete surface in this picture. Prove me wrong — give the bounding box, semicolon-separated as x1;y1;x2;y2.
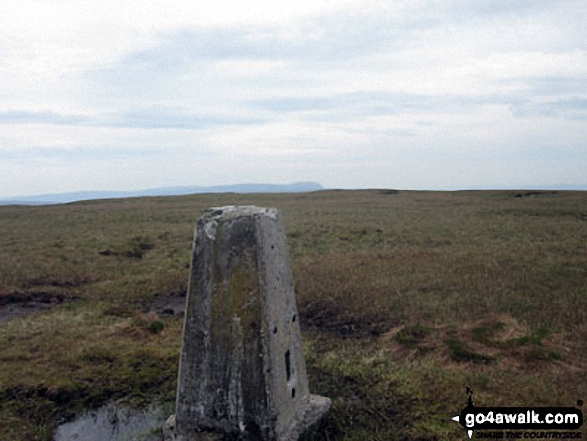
170;206;330;441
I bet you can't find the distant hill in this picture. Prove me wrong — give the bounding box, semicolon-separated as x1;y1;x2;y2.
0;182;324;206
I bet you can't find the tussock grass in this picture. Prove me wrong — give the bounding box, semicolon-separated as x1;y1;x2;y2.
1;190;586;440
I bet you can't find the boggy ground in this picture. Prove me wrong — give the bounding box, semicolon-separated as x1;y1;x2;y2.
0;190;586;440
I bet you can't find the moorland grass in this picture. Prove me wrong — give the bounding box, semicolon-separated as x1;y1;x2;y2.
0;190;586;440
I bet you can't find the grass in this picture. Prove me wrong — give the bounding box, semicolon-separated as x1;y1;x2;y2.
445;339;495;364
0;190;586;440
395;325;432;349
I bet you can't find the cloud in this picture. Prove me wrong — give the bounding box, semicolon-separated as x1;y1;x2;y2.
0;107;265;130
502;76;587;96
0;110;90;126
1;0;586;196
511;97;587;121
451;0;557;18
0;145;165;162
84;5;439;77
495;75;587;120
77;1;587;109
251;91;525;122
106;108;265;130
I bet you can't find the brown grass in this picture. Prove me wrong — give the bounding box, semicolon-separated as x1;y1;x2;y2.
0;189;586;440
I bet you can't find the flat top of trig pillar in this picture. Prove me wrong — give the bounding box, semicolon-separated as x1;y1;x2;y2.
203;205;278;220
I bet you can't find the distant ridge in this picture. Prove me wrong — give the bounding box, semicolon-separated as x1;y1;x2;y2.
0;182;324;206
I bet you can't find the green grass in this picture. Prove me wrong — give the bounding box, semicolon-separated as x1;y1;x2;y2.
445;338;495;364
395;324;432;349
1;190;586;440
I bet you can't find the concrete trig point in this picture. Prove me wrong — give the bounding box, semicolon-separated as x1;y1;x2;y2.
165;206;330;440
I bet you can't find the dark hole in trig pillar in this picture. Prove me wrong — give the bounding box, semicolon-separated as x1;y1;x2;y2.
285;350;291;381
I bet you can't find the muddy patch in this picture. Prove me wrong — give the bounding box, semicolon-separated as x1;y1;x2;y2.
0;288;77;323
53;402;170;441
299;298;390;338
147;293;187;318
138;288;187;319
513;190;559;198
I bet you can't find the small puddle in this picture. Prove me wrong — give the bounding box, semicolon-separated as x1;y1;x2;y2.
0;302;57;323
53;402;171;441
0;289;76;323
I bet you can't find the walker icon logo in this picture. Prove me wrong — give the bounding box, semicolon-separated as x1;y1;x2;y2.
451;387;583;439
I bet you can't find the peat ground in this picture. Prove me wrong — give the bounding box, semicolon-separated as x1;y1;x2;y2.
0;189;586;440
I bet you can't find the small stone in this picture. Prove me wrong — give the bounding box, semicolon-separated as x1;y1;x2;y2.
163;415;176;441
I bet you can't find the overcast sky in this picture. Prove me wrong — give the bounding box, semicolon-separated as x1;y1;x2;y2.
1;0;586;197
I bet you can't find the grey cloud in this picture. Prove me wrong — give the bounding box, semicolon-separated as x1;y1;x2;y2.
92;0;580;77
89;10;436;77
504;76;587;96
251;91;520;121
511;97;587;120
251;96;335;112
451;0;557;18
81;2;586;105
0;107;265;129
0;146;165;162
466;0;586;51
108;108;265;129
346;127;417;137
253;92;425;116
0;110;90;126
123;29;279;66
253;87;587;123
497;76;587;120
